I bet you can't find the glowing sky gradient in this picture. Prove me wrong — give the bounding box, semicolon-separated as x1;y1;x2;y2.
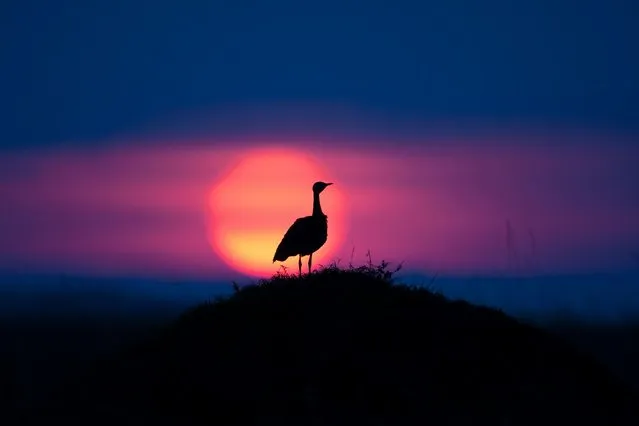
1;128;637;280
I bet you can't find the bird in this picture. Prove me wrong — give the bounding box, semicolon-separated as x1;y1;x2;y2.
273;181;333;276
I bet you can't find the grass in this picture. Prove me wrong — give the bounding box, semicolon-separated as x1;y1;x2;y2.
12;262;631;426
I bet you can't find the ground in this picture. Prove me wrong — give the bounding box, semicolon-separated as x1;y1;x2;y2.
4;264;639;425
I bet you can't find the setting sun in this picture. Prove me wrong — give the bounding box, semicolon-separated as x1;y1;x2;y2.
207;148;345;277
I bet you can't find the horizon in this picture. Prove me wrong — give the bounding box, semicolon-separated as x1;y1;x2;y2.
2;268;639;325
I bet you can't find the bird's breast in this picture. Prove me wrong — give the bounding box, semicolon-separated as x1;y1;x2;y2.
299;216;328;255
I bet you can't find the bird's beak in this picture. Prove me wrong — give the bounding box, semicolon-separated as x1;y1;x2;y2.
326;182;333;186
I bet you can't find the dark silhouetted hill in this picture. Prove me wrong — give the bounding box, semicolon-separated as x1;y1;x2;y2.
543;315;639;396
20;265;639;425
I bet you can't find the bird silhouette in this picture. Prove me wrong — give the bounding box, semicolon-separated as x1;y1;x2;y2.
273;181;333;276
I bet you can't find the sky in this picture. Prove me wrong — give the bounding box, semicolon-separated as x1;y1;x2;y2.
2;0;638;150
1;1;638;287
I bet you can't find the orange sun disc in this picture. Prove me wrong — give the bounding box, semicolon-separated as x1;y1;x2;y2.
207;148;345;277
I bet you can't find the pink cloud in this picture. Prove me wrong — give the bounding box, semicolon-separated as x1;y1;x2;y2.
1;133;637;278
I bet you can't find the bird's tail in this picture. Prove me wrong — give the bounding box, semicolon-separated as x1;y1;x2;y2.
272;246;290;263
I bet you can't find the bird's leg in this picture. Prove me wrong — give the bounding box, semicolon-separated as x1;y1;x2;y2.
298;255;302;277
308;252;313;274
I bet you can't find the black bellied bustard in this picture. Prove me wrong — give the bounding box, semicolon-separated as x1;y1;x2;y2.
272;181;333;276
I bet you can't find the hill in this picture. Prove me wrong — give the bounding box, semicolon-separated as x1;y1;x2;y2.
21;264;639;425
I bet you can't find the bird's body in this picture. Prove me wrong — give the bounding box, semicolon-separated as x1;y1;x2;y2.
273;181;333;275
273;215;328;260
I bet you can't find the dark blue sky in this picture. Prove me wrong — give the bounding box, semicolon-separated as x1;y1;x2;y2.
1;0;638;149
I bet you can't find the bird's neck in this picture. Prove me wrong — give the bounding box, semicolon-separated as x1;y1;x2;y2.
312;191;324;217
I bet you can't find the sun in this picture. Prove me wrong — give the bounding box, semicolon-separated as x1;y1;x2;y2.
207;148;345;277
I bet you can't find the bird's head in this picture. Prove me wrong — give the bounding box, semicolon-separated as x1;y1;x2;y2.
312;181;333;193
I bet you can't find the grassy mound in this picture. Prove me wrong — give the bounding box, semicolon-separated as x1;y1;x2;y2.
47;264;638;425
